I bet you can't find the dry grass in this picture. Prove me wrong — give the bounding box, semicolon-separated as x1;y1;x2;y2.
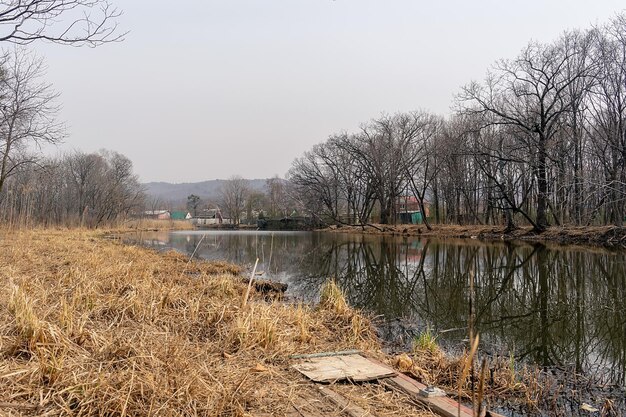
0;229;436;416
318;280;349;315
402;341;625;416
398;345;527;413
123;219;195;231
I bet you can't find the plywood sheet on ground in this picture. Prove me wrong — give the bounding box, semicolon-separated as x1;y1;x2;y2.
292;354;397;383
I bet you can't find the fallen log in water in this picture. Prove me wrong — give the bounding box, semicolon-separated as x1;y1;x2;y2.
238;277;288;294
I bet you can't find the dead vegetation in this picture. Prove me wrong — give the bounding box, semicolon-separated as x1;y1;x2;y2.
122;219;196;231
394;343;624;416
0;229;437;416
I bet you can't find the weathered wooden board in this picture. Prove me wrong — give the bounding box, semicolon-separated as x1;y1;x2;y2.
292;354;397;383
360;355;476;417
287;386;347;417
292;352;506;417
290;350;362;360
316;385;376;417
385;375;474;417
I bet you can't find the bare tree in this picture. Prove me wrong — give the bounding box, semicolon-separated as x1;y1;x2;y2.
90;149;142;227
0;48;63;195
587;16;626;226
218;176;249;225
459;39;591;231
559;29;596;224
266;176;290;218
0;0;124;46
245;190;266;222
65;150;102;225
470;121;539;230
401;111;442;230
0;149;143;226
63;150;143;227
145;195;163;214
290;14;626;230
289;145;342;221
341;114;416;224
331;134;376;224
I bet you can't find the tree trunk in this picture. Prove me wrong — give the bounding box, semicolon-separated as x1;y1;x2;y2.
380;202;390;224
535;138;549;232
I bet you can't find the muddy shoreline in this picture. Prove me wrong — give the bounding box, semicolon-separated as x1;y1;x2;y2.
319;224;626;249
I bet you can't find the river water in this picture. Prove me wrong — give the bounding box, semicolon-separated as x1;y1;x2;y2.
127;230;626;390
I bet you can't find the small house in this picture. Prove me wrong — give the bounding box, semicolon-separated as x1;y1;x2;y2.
192;208;224;226
170;211;192;220
144;210;171;220
396;196;429;224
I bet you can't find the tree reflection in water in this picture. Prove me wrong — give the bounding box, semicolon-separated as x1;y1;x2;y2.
133;231;626;386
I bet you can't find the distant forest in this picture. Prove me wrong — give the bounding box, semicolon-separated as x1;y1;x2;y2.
290;14;626;231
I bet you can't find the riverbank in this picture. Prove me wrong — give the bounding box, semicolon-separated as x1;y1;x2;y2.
0;228;440;416
321;224;626;248
2;229;622;416
124;218;196;231
122;219;260;232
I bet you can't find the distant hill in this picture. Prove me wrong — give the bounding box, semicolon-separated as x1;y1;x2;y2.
143;179;269;202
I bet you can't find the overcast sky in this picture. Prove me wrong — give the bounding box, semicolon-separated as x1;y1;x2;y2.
38;0;625;183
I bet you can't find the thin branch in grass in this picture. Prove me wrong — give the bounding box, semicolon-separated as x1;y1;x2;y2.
242;258;259;308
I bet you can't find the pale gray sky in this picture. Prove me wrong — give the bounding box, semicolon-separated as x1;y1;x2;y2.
38;0;625;183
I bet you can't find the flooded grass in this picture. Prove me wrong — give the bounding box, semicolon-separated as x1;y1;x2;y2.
401;340;625;416
413;328;438;354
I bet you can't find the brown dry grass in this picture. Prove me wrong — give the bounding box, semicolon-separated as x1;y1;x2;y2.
396;346;530;412
0;229;436;416
399;342;624;416
123;219;196;231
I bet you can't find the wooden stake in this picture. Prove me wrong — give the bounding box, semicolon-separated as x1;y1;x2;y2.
242;258;259;308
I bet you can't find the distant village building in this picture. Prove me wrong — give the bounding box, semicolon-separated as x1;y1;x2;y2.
170;211;192;220
144;210;171;220
192;208;226;225
396;196;429;224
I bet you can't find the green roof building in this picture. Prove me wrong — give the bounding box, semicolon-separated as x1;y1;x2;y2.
170;211;191;220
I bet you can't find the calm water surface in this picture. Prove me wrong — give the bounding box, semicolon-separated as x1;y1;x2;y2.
127;230;626;388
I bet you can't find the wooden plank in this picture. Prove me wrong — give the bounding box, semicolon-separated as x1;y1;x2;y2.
291;352;506;417
359;355;474;417
292;354;396;383
316;385;376;417
385;375;473;417
289;350;362;360
287;386;338;417
386;373;508;417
